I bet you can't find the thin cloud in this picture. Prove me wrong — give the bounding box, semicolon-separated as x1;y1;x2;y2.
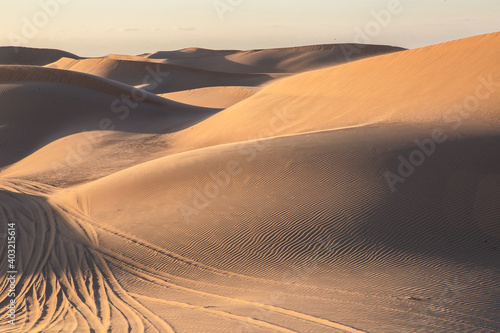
174;26;196;32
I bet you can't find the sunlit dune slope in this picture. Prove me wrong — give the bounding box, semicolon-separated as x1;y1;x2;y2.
161;86;260;109
175;33;500;150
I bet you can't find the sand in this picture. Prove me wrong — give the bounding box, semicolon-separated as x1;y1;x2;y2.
0;47;79;66
0;35;499;332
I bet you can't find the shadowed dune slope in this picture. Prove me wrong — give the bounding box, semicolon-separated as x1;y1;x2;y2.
0;65;180;105
145;47;238;60
0;65;212;170
0;47;79;66
175;33;500;151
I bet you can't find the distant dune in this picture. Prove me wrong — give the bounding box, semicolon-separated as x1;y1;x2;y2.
145;44;406;73
46;56;279;94
0;46;79;66
1;35;499;333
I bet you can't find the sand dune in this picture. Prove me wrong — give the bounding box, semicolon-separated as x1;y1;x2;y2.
146;44;405;74
45;43;403;94
54;125;500;332
46;57;279;94
174;32;500;151
0;65;214;177
0;65;178;104
0;47;79;66
146;47;238;60
1;34;499;332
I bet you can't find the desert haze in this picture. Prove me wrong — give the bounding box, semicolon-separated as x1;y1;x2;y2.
0;33;500;332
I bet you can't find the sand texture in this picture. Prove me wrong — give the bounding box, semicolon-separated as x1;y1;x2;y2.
0;36;499;332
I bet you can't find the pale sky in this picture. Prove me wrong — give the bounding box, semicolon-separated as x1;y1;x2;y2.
1;0;499;57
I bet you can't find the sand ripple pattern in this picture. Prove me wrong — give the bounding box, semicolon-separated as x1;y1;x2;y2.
0;179;368;332
0;180;174;332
